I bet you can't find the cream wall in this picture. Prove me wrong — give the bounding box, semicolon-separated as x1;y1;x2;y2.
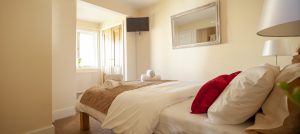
52;0;77;120
76;72;100;92
126;32;138;80
136;32;151;78
137;0;300;82
0;0;53;134
77;19;101;31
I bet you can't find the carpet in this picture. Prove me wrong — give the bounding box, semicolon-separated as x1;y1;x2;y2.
53;114;114;134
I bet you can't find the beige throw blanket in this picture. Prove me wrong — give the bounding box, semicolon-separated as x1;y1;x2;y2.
80;80;172;114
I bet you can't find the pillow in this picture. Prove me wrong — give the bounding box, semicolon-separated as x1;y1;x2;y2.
246;63;300;133
191;71;241;113
207;64;280;124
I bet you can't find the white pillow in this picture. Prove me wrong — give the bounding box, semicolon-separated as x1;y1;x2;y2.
246;63;300;130
207;64;280;124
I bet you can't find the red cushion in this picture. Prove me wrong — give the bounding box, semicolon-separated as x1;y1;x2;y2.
191;71;241;114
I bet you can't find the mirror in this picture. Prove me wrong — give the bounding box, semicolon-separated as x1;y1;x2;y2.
171;1;220;49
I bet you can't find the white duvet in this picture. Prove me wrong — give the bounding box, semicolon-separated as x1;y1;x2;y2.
101;81;202;134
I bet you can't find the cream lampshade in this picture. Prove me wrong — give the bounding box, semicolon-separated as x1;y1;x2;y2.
257;0;300;37
262;39;291;65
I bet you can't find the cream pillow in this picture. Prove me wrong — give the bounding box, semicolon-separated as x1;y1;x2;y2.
207;64;280;124
246;63;300;131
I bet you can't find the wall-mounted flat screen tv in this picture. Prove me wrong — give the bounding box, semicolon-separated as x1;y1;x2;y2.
126;17;149;32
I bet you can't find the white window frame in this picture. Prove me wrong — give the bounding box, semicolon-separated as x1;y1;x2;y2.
76;29;100;70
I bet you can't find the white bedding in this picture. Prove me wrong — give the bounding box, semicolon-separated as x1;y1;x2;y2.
76;101;106;122
76;81;253;134
101;81;202;134
155;98;253;134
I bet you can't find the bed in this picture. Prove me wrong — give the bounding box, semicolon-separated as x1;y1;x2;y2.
76;81;253;134
76;63;300;134
77;97;253;134
154;98;253;134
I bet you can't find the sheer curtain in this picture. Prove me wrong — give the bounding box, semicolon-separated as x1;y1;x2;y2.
100;25;124;83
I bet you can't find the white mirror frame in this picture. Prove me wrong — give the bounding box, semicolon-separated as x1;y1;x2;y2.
171;1;220;49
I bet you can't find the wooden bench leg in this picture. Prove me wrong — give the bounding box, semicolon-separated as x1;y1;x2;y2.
80;112;90;131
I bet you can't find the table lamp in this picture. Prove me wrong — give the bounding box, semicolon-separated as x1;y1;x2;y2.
257;0;300;37
262;39;290;65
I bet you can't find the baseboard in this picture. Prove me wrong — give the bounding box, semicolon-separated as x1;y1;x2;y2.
25;124;55;134
52;106;76;121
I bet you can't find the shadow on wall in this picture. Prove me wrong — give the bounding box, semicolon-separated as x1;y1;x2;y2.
220;0;228;44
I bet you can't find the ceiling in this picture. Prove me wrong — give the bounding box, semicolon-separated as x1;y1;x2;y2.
77;0;160;23
77;0;125;23
113;0;160;9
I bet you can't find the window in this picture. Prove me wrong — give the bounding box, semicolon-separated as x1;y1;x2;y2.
76;30;99;69
101;25;124;75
